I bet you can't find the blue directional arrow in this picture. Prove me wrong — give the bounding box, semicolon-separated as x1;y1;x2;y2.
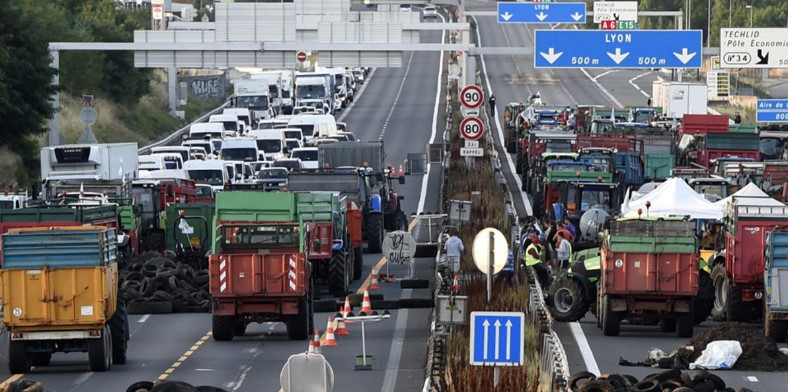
498;2;586;24
534;30;703;69
757;99;788;123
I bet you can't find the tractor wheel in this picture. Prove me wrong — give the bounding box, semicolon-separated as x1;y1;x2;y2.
329;250;349;297
397;210;408;231
212;315;235;341
710;264;728;321
234;321;247;337
353;246;364;281
693;270;714;325
659;317;676;333
506;137;516;154
366;214;384;253
286;290;312;341
601;295;620;336
88;325;112;372
676;310;694;338
727;282;753;322
515;152;523;174
109;298;128;364
8;339;30;374
547;277;590;322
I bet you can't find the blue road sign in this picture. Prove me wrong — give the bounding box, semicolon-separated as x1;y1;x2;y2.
469;311;525;366
757;99;788;123
534;30;703;69
498;2;586;24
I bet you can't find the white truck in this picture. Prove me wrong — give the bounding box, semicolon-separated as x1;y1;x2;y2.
318;67;349;109
280;70;295;115
233;79;274;121
0;191;29;210
295;72;335;115
250;71;285;116
40;143;139;182
651;81;708;119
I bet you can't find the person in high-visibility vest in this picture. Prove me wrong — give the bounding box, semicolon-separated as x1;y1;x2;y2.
523;232;549;289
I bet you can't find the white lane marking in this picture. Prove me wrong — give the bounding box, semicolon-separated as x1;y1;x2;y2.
593;70;619;81
580;68;623;108
416;13;447;214
379;52;416;140
746;376;759;382
73;372;92;385
138;314;150;323
498;23;531;96
629;72;653;98
231;365;252;391
569;322;600;376
337;68;377;123
381;289;412;391
474;15;533;216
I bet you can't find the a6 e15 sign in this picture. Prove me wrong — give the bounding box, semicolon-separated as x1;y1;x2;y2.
460;117;484;141
461;85;484;109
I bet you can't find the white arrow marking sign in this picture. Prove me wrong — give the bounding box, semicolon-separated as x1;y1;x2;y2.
571;12;583;21
505;320;513;360
673;48;697;64
500;11;513;21
483;319;490;360
535;12;548;21
607;48;630;64
494;319;501;360
540;48;563;64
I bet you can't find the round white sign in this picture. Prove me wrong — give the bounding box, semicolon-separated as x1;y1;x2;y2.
382;231;417;264
13;307;22;317
471;227;509;275
460;85;484;109
460;117;485;141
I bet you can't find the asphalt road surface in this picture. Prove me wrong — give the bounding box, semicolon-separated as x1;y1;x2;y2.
469;2;788;390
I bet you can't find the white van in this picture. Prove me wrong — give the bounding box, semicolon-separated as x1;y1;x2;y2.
290;147;319;170
189;122;225;140
220;137;261;162
182;139;217;157
287;114;338;141
282;128;304;143
138;154;178;173
184;159;228;191
209;114;244;135
248;129;286;161
151;146;191;162
222;108;253;130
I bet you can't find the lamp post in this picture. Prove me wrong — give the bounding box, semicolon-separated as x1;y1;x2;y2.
707;0;712;47
746;4;753;27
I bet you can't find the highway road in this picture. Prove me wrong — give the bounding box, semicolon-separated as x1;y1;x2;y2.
0;18;447;392
470;2;788;390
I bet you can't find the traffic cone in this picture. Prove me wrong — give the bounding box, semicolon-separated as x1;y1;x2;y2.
369;267;380;290
452;274;460;293
335;316;349;336
312;329;322;354
308;339;316;354
342;296;355;324
360;289;373;315
323;317;338;346
398;164;404;176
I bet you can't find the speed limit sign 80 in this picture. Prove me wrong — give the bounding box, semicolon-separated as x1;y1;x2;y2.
460;85;484;109
460;117;484;141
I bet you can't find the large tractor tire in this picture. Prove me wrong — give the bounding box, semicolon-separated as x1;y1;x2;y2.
353;246;364;281
676;310;694;338
601;295;620;336
286;288;313;341
8;340;30;374
365;214;384;253
109;298;129;364
397;210;409;231
547;277;590;322
506;137;516;154
710;264;728;321
234;321;247;337
88;325;112;372
515;152;523;174
727;283;753;322
212;315;235;341
329;250;349;297
693;270;715;325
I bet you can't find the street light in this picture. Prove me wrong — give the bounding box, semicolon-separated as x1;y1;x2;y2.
707;0;712;47
746;4;754;28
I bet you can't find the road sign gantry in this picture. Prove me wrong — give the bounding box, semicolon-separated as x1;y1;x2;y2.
497;2;586;24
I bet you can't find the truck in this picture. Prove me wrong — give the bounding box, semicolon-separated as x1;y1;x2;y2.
131;178;197;252
250;71;285;115
280;69;295;115
598;217;698;337
208;191;355;341
40;143;139;183
651;81;707;118
710;203;788;322
318;67;349;109
1;226;129;372
764;229;788;342
679;132;761;170
233;79;273;122
295;72;335;115
0;190;30;210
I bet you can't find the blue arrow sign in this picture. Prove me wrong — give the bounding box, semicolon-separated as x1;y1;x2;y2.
469;311;525;366
757;99;788;123
534;30;703;69
498;2;586;24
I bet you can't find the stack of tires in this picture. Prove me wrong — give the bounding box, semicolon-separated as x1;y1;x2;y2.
569;369;752;392
120;252;211;314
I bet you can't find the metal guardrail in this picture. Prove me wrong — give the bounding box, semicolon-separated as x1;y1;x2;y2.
137;100;231;155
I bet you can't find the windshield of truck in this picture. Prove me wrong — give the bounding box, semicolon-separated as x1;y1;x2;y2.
236;96;269;109
760;138;782;159
269;86;279;99
188;170;224;185
185;142;211;154
217;224;299;249
580;154;612;173
544;141;572;153
289;124;315;138
282;89;291;98
678;135;697;152
297;85;326;99
256;139;282;153
196;186;213;198
549;163;591;172
580;189;612;211
131;188;156;213
291;150;317;162
632;111;653;123
222;148;257;162
0;201;14;210
164;160;179;170
285;139;301;151
284;130;302;140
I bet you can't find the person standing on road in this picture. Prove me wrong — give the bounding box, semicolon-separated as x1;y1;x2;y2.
523;232;549;289
444;230;464;275
489;95;496;117
563;218;577;239
734;112;742;124
556;231;572;271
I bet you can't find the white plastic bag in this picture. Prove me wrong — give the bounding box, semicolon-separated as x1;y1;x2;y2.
690;340;742;370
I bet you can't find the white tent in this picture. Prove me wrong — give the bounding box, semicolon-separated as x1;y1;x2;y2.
621;177;724;220
714;182;784;216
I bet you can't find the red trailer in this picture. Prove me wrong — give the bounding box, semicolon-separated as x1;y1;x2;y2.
679;114;729;136
576;134;633;152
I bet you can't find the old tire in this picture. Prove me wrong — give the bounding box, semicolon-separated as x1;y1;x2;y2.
676;310;694;338
577;380;614;392
569;371;597;390
711;264;728;321
329;250;349;297
548;278;589;322
353;246;363;281
366;214;384;253
601;295;620;336
694;270;714;325
631;379;660;392
30;352;52;367
212;315;235;341
110;299;129;364
286;294;312;341
88;325;112;372
8;340;30;374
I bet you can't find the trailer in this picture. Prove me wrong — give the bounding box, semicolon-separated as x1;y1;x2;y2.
41;143;138;182
765;229;788;342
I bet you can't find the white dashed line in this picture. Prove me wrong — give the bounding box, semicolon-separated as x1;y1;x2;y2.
629;71;653;98
379;51;416;140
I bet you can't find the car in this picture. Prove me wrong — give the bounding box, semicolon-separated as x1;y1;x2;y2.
272;158;303;173
285;138;302;153
423;5;438;19
290;147;319;170
256;167;289;191
399;4;412;12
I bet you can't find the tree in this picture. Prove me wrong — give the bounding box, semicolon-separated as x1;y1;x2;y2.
0;0;58;147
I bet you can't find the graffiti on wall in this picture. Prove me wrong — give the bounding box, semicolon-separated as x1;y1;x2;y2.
178;75;226;100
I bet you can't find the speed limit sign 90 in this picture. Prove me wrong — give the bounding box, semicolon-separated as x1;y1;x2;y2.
460;117;484;141
460;85;484;109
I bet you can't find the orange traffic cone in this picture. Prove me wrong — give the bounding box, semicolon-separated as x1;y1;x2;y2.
369;267;380;290
398;164;404;176
452;274;460;293
342;296;355;324
360;289;373;315
312;329;322;354
323;317;338;346
335;316;349;336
